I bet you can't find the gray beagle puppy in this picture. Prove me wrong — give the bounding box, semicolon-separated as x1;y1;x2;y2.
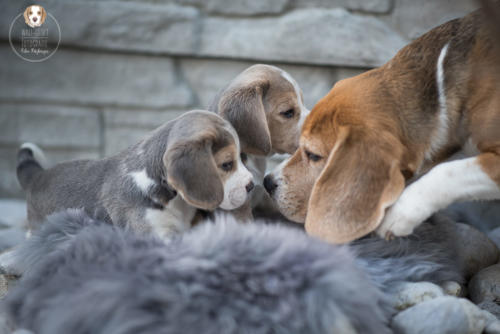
210;64;310;217
16;110;253;240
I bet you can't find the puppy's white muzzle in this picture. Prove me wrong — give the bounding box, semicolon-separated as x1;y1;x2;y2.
220;159;253;210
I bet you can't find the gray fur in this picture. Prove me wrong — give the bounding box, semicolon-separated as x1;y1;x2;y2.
3;210;462;334
16;111;235;234
441;200;500;232
209;64;274;156
352;214;464;291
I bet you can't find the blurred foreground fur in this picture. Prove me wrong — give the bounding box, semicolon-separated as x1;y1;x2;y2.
2;210;462;334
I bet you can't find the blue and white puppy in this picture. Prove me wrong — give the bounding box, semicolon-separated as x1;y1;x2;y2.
16;110;253;240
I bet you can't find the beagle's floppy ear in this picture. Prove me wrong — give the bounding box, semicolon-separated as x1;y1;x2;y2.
41;7;47;24
164;137;224;211
306;127;405;244
217;80;272;156
23;7;30;26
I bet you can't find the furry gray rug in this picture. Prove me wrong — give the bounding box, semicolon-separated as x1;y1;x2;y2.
2;210;462;334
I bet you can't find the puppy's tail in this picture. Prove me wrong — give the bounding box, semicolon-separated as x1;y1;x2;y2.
16;143;47;190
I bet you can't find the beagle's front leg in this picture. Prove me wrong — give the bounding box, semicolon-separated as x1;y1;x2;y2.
377;156;500;239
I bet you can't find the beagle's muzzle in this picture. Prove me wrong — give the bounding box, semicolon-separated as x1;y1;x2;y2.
266;9;500;244
17;111;253;240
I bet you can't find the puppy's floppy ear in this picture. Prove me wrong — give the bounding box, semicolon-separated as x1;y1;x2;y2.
306;127;405;244
217;80;272;156
23;7;30;25
164;134;224;211
41;7;47;24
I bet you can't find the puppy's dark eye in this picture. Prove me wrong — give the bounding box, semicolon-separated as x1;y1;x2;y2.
38;11;41;15
29;11;32;15
280;109;295;119
240;153;248;163
221;161;234;172
305;150;322;162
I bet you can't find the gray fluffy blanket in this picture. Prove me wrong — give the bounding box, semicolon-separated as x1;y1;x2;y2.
2;210;462;334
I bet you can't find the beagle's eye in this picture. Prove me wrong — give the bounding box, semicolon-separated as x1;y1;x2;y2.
38;11;41;15
240;153;248;163
221;161;234;172
29;11;32;15
280;109;295;119
305;150;322;162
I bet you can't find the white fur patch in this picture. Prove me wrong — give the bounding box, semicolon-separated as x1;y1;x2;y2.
219;130;253;210
145;196;196;241
129;169;155;194
21;142;48;168
219;159;253;210
378;157;500;238
425;43;450;161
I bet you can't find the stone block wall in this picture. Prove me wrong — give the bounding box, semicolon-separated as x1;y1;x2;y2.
0;0;477;198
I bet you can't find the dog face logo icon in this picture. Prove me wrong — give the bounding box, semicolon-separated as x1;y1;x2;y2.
23;5;47;28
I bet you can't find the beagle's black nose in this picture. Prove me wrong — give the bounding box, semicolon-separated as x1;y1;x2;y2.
263;175;277;195
246;181;254;193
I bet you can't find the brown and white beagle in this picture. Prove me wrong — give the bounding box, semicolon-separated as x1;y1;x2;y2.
264;9;500;244
210;64;309;217
24;5;47;28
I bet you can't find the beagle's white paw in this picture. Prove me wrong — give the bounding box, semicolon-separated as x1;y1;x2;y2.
376;190;432;240
377;206;419;240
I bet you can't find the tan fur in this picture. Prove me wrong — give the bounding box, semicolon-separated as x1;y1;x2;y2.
213;145;239;184
41;6;47;24
23;7;29;25
273;9;500;243
306;127;405;243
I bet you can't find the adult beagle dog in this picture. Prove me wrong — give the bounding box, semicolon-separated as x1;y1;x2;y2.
210;64;309;217
17;111;253;240
24;5;47;28
264;9;500;243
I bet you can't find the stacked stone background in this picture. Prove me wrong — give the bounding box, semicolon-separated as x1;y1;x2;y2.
0;0;477;198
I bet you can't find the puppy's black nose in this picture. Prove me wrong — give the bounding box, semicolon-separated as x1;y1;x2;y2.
33;17;38;22
263;175;277;195
246;181;254;193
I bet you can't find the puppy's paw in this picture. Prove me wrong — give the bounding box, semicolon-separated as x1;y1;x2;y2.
376;206;418;240
376;194;433;240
